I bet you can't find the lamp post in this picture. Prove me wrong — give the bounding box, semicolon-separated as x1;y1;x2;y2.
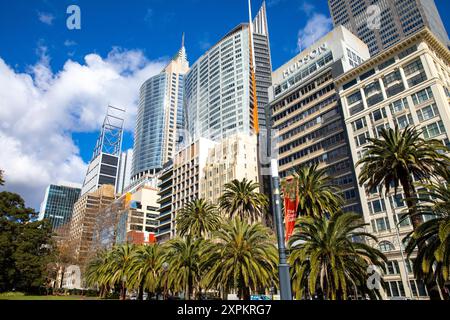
393;219;415;300
270;159;292;300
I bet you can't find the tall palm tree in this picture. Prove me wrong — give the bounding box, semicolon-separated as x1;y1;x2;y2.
106;244;135;300
176;199;221;238
405;182;450;299
219;178;268;224
85;249;111;298
288;212;386;300
285;164;344;218
357;125;449;229
164;236;206;300
127;244;166;300
201;217;278;300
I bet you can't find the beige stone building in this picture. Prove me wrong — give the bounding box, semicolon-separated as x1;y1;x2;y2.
68;184;116;265
336;28;450;299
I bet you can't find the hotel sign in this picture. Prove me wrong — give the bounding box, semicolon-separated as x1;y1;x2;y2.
282;43;328;79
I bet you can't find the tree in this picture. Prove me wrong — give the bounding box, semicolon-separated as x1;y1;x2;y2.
0;191;54;293
285;164;344;218
176;199;221;238
85;249;111;298
288;212;386;300
105;244;135;300
202;218;278;300
127;243;166;300
164;236;206;300
357;125;449;229
219;178;268;224
404;182;450;299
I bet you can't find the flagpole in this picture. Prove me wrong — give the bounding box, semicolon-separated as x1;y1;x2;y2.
271;159;292;300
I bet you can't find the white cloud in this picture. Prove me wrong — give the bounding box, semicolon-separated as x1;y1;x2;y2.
296;13;332;52
38;12;55;25
0;48;167;209
64;40;77;47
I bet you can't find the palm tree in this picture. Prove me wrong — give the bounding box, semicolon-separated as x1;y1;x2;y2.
288;212;386;300
285;164;344;218
219;178;269;224
85;249;111;298
164;236;206;300
201;217;278;300
357;125;449;229
127;244;166;300
106;244;135;300
405;182;450;299
176;199;221;238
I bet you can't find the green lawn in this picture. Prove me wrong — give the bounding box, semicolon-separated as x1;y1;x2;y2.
0;294;99;300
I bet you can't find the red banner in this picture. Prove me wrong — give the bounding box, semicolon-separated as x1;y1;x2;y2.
284;195;298;241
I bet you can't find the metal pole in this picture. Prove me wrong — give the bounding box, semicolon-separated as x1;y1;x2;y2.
394;222;414;299
270;159;292;300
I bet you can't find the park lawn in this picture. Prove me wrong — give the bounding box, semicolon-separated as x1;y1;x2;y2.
0;294;99;300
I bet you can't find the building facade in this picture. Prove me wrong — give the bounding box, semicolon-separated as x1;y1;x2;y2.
328;0;449;56
269;26;370;213
39;183;81;230
132;42;189;181
116;149;133;194
200;133;259;204
336;28;450;299
156;160;173;243
68;184;116;265
184;3;271;143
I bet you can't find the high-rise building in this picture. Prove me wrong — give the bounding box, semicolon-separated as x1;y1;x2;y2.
116;149;133;194
156;160;173;243
39;183;81;230
116;177;160;245
184;2;272;142
336;27;450;299
328;0;450;56
69;184;116;264
81;106;125;196
269;26;370;213
131;40;189;181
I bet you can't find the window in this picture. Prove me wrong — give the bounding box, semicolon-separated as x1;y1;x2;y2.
354;132;370;147
374;123;389;138
423;121;446;138
391;194;405;208
417;104;439;122
371;108;387;122
410;280;428;297
347;91;362;105
378;57;395;71
352;117;367;131
403;59;423;76
412;87;433;105
374;217;390;232
395;114;414;129
369;199;386;214
385;260;400;275
390;98;409;114
393;213;411;227
379;240;395;252
386;281;406;297
398;45;417;60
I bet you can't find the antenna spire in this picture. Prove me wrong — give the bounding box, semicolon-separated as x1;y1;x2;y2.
181;32;185;48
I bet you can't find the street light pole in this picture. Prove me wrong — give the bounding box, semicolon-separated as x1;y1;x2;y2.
270;159;292;300
394;220;415;300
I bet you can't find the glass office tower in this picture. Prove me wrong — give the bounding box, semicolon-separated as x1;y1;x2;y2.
132;42;189;181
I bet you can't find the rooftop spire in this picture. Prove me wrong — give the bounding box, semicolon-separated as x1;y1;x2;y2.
181;32;185;48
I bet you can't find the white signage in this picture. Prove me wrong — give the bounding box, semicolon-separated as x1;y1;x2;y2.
282;43;328;79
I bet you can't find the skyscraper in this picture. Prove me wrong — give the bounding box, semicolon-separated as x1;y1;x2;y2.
39;183;81;230
131;40;189;181
269;26;371;213
328;0;450;56
81;106;125;196
116;149;133;194
184;2;272;142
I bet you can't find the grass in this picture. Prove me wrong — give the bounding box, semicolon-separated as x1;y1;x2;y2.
0;292;99;300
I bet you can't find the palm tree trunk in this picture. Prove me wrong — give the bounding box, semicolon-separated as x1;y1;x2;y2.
138;281;144;300
400;175;421;229
243;287;251;300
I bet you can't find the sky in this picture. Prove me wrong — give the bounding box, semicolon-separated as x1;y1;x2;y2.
0;0;449;210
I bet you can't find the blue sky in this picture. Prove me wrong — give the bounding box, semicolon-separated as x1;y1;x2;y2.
1;0;449;209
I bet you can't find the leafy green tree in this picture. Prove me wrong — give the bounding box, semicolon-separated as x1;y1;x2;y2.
176;199;221;238
85;249;111;298
164;236;206;300
219;178;268;224
357;125;449;229
127;243;165;300
288;212;386;300
105;244;135;300
405;182;450;299
0;191;54;292
285;164;344;218
202;218;278;300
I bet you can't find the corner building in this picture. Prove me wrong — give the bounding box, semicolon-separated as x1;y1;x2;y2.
269;26;370;213
336;28;450;299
